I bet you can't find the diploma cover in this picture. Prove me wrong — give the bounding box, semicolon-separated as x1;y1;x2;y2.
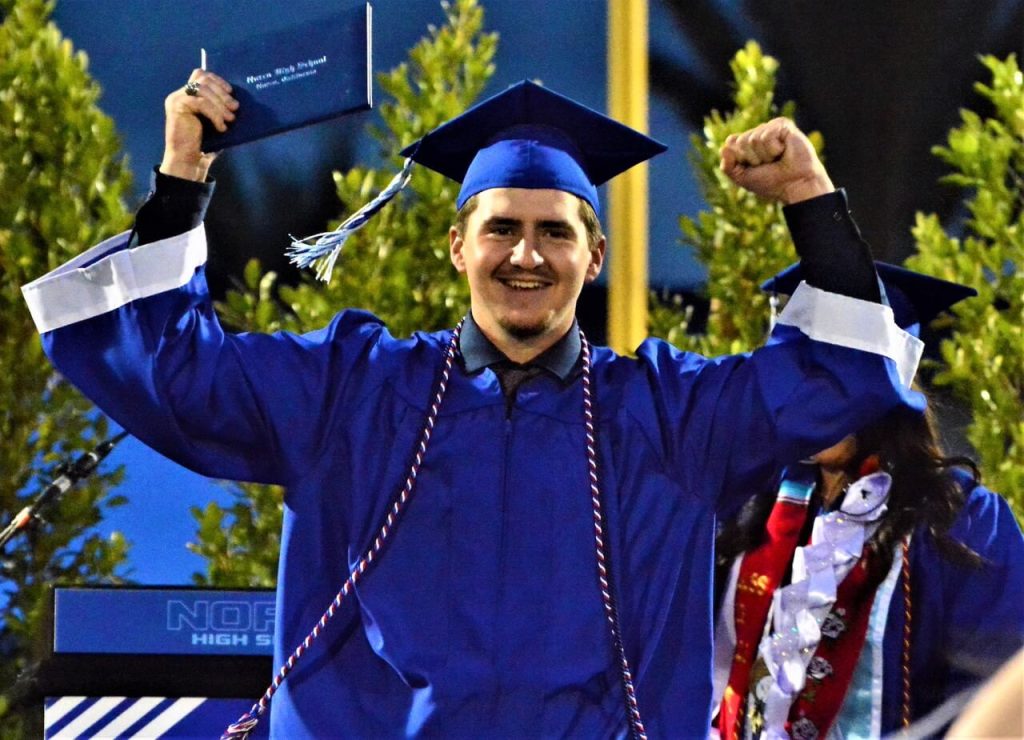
200;2;372;150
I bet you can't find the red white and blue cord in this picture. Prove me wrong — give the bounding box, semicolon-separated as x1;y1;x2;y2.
222;324;647;738
581;335;647;740
221;321;462;739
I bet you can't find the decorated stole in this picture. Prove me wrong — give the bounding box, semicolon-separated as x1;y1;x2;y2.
718;460;892;740
785;550;883;739
718;466;816;740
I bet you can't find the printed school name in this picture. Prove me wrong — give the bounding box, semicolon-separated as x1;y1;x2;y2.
246;55;327;90
167;598;275;650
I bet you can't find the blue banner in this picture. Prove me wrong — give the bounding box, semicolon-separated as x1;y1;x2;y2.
53;588;276;656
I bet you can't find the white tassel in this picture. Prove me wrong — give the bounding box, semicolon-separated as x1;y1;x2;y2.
287;157;415;282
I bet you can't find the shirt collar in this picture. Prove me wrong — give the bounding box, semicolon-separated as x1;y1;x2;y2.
460;313;581;381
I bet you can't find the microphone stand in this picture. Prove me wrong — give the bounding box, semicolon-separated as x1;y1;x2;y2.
0;430;129;551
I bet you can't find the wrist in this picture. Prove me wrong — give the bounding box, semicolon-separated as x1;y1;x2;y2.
781;172;835;205
159;152;209;182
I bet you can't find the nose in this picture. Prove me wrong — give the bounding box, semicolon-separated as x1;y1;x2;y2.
509;234;545;269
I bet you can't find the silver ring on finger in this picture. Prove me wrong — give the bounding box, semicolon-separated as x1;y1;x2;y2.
184;81;201;97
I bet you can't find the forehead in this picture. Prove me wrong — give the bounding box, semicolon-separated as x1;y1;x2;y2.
470;188;583;223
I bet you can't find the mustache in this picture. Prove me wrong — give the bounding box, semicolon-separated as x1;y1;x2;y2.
494;268;556;282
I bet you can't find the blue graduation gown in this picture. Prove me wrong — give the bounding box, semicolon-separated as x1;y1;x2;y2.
880;475;1024;733
28;231;922;738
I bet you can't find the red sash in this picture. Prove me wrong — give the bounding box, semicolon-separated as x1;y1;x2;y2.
718;473;813;740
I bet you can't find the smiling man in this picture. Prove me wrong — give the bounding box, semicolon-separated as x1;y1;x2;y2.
451;187;603;359
23;77;923;738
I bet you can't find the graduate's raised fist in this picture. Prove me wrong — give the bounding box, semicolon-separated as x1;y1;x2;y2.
160;69;239;182
719;117;834;205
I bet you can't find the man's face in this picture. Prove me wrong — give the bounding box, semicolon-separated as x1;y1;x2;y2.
450;188;605;354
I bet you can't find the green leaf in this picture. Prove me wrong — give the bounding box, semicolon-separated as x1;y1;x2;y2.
0;2;134;733
908;53;1024;524
650;41;800;358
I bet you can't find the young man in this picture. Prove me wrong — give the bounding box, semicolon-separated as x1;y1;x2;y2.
23;73;921;737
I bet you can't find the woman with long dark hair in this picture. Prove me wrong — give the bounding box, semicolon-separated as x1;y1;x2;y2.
711;264;1024;739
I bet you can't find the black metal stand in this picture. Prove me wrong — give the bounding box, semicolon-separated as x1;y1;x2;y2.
0;431;129;551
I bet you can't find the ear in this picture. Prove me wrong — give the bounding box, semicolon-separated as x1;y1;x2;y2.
584;236;606;283
449;226;467;273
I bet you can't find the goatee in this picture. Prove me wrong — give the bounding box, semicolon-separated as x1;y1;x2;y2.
499;318;548;340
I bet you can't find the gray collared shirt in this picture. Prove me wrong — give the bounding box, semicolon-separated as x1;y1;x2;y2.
459;313;581;380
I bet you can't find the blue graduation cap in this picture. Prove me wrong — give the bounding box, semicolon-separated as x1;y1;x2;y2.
761;261;977;337
400;79;667;215
289;80;667;280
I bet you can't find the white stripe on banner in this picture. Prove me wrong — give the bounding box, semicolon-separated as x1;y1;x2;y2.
51;697;126;739
130;697;205;738
44;697;88;729
90;697;165;738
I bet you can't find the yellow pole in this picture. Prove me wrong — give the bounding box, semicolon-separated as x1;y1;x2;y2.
607;0;650;354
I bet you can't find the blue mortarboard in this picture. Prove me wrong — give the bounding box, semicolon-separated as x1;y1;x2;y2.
400;80;667;215
762;261;977;337
289;80;666;280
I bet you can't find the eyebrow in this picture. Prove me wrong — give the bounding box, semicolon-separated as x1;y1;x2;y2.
538;219;577;233
480;216;521;230
479;216;578;234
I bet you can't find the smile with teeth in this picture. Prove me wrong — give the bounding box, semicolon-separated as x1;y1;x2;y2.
500;277;550;290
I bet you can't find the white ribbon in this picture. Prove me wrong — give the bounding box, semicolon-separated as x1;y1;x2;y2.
758;471;892;739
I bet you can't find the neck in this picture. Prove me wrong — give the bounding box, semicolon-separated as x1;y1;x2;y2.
473;314;574;364
491;331;561;364
818;467;848;508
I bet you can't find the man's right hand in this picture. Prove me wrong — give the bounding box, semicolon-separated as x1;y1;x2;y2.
159;69;238;182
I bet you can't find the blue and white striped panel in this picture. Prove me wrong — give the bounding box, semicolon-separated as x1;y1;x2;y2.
777;477;815;506
44;696;267;739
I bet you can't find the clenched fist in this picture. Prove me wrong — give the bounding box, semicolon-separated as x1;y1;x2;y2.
719;117;834;205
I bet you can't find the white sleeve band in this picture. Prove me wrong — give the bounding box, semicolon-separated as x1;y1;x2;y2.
21;224;208;334
775;281;924;388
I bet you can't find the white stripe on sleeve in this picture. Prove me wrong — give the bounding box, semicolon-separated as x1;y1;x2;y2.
21;224;207;334
775;281;924;388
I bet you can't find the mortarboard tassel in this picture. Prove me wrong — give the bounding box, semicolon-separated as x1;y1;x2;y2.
286;156;415;282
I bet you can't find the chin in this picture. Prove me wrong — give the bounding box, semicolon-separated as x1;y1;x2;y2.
498;316;551;341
